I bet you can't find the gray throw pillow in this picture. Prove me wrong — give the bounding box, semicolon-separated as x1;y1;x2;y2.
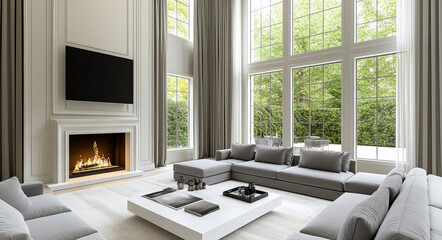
341;152;351;172
299;149;344;173
0;199;32;240
284;147;294;166
230;144;256;161
0;177;32;213
255;147;287;165
379;173;403;205
337;188;390;240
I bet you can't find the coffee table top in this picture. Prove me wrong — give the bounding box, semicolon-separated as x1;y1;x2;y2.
127;181;281;240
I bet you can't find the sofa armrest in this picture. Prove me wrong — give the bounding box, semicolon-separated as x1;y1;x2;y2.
21;182;44;197
215;149;231;160
349;159;357;174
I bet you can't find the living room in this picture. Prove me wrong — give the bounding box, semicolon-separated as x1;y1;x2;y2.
0;0;440;239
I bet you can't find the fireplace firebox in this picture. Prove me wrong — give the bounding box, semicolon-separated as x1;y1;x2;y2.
69;133;127;178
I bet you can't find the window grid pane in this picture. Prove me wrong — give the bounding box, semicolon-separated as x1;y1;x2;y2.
251;71;284;142
356;0;397;42
356;54;397;160
167;0;190;40
293;62;342;145
292;0;342;55
167;75;190;149
250;0;284;63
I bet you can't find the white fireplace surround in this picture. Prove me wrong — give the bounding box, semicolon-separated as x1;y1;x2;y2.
50;119;143;190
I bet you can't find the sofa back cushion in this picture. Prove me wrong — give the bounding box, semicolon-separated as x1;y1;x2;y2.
341;152;351;172
0;177;32;213
299;149;343;173
230;144;256;161
337;188;390;240
254;147;286;165
0;199;32;240
379;166;405;205
374;168;431;240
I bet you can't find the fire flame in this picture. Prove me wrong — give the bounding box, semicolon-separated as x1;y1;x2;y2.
73;141;112;173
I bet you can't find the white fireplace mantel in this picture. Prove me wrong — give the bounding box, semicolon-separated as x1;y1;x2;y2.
49;118;144;190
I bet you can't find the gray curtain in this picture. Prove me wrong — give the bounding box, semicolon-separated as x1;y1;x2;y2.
153;0;167;167
415;0;442;175
194;0;238;158
0;0;23;181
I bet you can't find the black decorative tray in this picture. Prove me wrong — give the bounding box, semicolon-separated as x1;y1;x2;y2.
223;186;268;203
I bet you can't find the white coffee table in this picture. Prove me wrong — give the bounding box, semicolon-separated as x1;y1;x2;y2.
127;181;282;240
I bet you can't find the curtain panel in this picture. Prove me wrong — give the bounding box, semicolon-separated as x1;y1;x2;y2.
153;0;167;167
415;0;442;175
194;0;240;158
0;0;24;181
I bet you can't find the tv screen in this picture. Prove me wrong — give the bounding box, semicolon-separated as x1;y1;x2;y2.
66;46;134;104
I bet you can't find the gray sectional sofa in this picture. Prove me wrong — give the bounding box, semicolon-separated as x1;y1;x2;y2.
174;144;383;201
0;177;106;240
290;167;442;240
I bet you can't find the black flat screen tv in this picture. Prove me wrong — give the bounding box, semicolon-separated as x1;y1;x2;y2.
66;46;134;104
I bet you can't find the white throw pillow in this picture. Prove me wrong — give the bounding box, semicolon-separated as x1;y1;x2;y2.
0;177;32;213
0;199;32;240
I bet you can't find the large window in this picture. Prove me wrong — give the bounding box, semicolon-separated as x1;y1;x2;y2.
292;0;342;54
245;0;397;160
356;54;396;160
167;75;190;149
250;0;283;63
293;62;342;150
356;0;397;42
251;71;283;140
167;0;190;39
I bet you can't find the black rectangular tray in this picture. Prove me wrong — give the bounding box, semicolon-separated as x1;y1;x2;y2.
223;186;268;203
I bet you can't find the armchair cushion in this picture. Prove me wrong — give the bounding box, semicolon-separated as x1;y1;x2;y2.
0;177;32;213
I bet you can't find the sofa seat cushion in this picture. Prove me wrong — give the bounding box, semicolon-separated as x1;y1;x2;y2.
218;159;247;165
22;194;71;220
77;233;107;240
173;159;231;178
0;199;32;240
428;174;442;209
277;166;354;191
430;206;442;237
300;193;369;240
26;212;97;240
344;172;386;195
231;161;290;179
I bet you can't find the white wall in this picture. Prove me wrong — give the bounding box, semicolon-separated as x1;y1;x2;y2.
24;0;155;183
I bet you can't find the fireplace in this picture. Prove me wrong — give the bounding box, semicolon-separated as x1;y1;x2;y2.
69;133;127;178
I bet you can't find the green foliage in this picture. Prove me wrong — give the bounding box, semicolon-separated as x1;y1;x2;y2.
292;0;342;55
357;0;397;42
167;0;189;39
292;63;342;144
252;71;283;137
167;75;190;149
356;54;397;147
251;1;284;62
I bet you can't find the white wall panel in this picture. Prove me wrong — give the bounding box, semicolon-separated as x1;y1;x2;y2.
66;0;131;57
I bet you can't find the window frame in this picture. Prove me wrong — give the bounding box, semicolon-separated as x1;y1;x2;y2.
241;0;397;161
166;74;194;151
167;0;194;41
